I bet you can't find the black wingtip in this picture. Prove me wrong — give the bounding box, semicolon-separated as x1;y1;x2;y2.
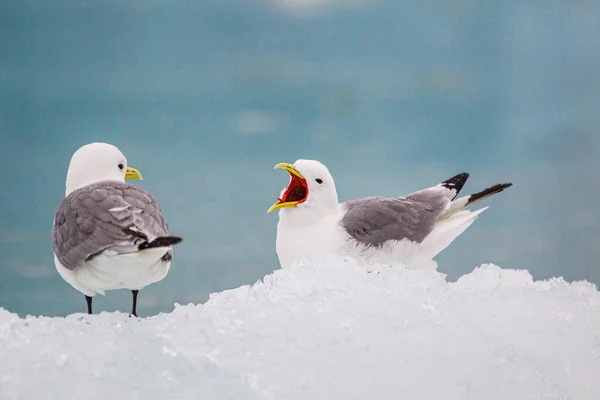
138;236;183;250
466;182;512;207
441;173;470;197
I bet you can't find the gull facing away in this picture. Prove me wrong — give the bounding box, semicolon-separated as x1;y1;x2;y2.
51;143;182;316
268;160;512;269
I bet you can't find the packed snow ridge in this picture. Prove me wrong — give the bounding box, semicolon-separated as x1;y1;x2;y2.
1;258;600;400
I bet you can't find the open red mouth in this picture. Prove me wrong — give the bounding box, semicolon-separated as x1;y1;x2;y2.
268;162;310;213
277;174;308;205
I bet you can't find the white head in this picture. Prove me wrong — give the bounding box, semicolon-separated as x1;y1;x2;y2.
267;159;339;220
65;142;143;196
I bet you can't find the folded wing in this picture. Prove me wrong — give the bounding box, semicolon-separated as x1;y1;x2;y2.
52;181;181;271
340;172;511;254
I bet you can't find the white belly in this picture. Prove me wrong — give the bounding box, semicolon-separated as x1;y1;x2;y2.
351;239;438;270
54;247;173;297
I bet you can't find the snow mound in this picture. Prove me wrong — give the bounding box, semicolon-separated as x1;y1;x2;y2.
2;259;600;399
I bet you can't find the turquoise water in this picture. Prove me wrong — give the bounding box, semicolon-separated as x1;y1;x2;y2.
1;0;599;316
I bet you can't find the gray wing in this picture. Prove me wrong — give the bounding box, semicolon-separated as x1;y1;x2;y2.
52;181;169;270
340;189;451;247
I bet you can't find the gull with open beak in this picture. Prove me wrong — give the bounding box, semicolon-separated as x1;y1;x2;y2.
268;159;512;269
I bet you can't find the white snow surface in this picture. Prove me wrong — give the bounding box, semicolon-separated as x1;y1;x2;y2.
2;259;600;400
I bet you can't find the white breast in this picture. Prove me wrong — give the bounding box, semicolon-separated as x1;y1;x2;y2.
275;209;348;269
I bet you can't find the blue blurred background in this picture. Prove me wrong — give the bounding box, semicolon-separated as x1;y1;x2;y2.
1;0;599;317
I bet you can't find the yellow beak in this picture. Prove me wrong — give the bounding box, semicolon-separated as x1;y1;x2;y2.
267;163;305;213
273;162;304;179
125;166;143;180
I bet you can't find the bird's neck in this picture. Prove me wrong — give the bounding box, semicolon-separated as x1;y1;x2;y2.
278;202;343;227
65;173;123;196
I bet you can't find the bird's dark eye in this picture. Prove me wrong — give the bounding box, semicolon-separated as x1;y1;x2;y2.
118;164;124;170
316;178;323;184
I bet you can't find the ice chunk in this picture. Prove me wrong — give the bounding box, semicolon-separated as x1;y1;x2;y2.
1;259;599;399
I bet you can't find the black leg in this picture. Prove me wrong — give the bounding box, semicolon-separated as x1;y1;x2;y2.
85;295;93;314
131;290;139;317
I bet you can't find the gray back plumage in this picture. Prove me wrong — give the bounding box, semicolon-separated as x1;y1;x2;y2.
52;181;169;270
341;188;451;247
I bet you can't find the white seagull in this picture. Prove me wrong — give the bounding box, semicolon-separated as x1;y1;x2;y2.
268;160;511;269
51;142;182;316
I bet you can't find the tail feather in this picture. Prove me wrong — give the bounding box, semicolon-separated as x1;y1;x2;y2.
421;179;511;259
421;207;487;259
138;236;183;250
